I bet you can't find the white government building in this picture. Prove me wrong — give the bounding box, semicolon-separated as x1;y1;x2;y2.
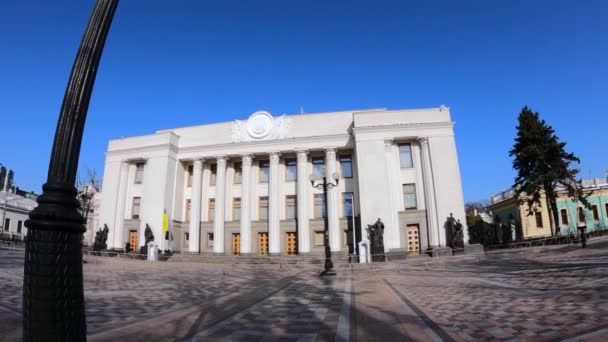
99;107;468;257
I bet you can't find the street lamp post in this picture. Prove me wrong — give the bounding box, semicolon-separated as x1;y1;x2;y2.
309;172;339;276
22;1;119;341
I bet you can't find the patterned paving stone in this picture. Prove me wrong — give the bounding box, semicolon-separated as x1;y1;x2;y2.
2;236;608;341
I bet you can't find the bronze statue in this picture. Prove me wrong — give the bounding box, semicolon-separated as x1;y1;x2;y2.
144;224;154;244
140;224;155;255
453;219;464;250
367;218;385;262
445;214;457;249
93;224;109;251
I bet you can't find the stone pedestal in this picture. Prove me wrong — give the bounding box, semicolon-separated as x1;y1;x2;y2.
464;244;484;254
358;240;371;264
386;248;407;260
427;246;453;257
147;243;158;261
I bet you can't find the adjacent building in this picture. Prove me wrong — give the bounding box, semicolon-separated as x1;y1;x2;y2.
488;178;608;239
99;107;468;256
0;190;37;240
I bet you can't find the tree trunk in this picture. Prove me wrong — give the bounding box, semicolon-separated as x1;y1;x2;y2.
544;186;560;237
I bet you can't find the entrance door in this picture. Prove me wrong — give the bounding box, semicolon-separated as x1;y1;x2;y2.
232;233;240;256
285;232;297;256
129;230;137;251
258;232;268;255
406;225;420;256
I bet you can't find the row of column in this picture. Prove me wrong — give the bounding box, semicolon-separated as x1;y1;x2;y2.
188;148;341;255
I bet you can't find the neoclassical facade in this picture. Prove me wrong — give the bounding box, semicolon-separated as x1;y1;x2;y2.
99;107;468;256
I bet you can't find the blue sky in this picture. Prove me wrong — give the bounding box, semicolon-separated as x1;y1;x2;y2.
1;0;606;202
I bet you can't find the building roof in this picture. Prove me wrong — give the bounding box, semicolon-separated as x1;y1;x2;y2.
490;177;608;206
0;191;38;211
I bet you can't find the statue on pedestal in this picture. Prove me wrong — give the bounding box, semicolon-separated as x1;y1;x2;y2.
139;224;155;255
453;219;465;250
445;214;457;249
366;218;385;262
93;224;109;251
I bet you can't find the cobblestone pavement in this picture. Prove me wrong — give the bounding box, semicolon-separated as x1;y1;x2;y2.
1;236;608;341
374;237;608;341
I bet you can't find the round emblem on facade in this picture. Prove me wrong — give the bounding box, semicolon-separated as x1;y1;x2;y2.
246;111;273;139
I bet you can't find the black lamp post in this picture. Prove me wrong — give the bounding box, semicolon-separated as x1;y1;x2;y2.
22;1;118;340
309;172;339;276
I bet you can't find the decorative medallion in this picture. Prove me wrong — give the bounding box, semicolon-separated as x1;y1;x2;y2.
247;111;273;139
231;110;291;143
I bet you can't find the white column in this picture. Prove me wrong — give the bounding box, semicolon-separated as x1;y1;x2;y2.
201;164;210;221
295;149;310;253
213;156;227;254
240;154;253;254
419;138;440;248
325;147;341;251
188;158;204;253
268;151;281;255
113;161;129;249
224;162;233;221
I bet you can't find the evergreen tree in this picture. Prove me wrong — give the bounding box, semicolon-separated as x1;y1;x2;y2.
509;106;585;236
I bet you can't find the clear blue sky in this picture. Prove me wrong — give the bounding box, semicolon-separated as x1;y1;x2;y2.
1;0;606;202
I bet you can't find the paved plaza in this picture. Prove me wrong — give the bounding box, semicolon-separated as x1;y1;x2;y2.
1;237;608;341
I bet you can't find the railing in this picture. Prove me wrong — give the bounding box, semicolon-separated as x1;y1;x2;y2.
484;226;608;251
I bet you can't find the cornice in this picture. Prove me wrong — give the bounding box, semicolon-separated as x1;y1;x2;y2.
178;134;352;155
106;143;179;156
352;121;455;135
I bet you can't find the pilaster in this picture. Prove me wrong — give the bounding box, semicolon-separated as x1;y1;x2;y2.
419;137;440;248
113;161;129;249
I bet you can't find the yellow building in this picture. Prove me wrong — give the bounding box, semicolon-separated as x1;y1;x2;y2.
489;178;608;239
488;188;553;240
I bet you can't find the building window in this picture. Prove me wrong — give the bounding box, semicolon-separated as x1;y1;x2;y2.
17;220;22;233
313;231;325;247
207;233;214;247
560;208;569;226
285;159;297;181
403;184;417;210
342;192;353;217
3;218;9;231
312;157;325;178
259;196;269;220
187;165;193;187
259;160;270;183
234;162;242;184
286;195;297;219
314;194;326;218
535;212;543;228
208;199;215;221
233;198;241;221
132;197;141;219
135;162;145;184
592;205;600;222
340;155;352;178
578;207;585;224
210;164;217;185
185;199;191;221
399;144;413;168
